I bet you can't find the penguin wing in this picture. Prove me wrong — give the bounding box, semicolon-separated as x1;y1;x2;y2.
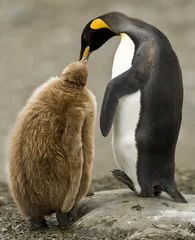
100;55;151;137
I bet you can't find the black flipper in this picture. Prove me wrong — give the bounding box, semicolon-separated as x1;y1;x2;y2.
112;169;135;192
100;43;152;137
100;86;119;137
163;184;188;203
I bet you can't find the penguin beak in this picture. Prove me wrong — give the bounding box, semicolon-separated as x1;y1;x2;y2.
80;46;91;62
80;52;91;63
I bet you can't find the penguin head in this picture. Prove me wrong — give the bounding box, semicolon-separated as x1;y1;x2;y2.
79;18;116;61
61;61;88;87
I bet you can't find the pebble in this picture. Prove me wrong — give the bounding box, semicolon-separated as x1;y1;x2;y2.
0;196;8;206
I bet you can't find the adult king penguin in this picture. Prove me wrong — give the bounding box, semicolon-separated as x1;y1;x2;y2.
79;11;187;203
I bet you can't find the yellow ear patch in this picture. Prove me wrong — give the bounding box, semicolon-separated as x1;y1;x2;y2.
90;18;113;32
81;46;90;60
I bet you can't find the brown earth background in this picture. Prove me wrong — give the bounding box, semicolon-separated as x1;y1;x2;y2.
0;0;195;182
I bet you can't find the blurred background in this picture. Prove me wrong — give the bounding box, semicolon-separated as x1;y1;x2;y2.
0;0;194;182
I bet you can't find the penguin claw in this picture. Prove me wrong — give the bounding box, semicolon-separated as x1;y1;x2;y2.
111;169;135;192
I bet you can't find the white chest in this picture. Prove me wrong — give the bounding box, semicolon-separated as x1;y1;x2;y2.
111;33;141;193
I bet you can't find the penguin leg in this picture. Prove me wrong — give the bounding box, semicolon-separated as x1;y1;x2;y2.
139;183;187;203
112;169;135;192
138;187;155;197
153;185;162;196
27;216;47;230
137;182;163;197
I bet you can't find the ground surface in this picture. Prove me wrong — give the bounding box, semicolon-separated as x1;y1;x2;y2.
0;168;195;240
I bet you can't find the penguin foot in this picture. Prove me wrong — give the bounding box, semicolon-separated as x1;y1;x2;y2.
56;211;72;228
153;185;162;196
111;169;135;192
27;217;47;230
86;191;94;196
67;210;76;223
163;185;188;203
139;184;187;203
138;184;163;197
139;187;155;198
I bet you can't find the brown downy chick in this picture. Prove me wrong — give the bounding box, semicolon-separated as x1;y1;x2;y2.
8;61;97;230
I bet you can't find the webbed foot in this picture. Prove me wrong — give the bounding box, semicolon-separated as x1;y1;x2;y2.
86;192;94;196
56;211;71;228
111;169;135;192
27;217;47;230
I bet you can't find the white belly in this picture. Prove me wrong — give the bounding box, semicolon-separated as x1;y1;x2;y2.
111;33;141;193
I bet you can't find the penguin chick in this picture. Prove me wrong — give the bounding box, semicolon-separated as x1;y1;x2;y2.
8;61;97;230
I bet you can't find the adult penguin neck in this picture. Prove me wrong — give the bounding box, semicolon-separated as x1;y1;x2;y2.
111;33;135;78
102;12;171;49
103;12;150;45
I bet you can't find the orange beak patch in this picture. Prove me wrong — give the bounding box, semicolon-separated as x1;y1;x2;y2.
81;46;90;61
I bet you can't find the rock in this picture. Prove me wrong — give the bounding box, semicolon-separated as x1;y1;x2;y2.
71;189;195;239
0;196;8;206
0;182;195;239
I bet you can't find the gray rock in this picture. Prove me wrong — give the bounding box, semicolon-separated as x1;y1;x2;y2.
0;182;195;239
72;189;195;239
0;196;8;206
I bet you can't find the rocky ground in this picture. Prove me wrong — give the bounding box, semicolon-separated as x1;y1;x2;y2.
0;168;195;240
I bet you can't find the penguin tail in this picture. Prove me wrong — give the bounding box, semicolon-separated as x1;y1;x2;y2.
163;184;188;203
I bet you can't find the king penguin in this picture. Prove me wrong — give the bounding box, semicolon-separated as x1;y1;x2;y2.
79;11;187;203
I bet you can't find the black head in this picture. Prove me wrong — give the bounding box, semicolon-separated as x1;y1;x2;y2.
79;18;116;61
